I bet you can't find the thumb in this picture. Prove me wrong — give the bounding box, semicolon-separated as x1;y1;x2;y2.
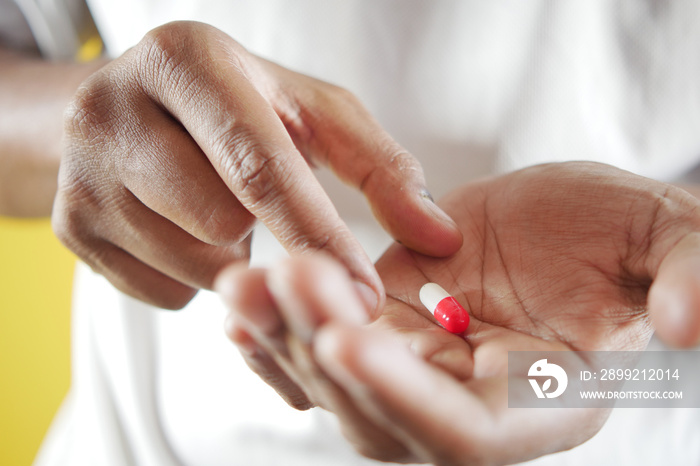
648;232;700;347
257;61;463;256
360;155;464;257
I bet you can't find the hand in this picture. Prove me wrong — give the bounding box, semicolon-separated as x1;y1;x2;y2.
217;162;700;465
52;21;461;309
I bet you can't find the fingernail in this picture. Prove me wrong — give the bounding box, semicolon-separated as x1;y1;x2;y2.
420;190;461;235
420;189;435;203
353;280;378;319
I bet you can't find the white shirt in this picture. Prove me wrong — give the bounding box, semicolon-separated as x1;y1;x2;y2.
34;1;700;465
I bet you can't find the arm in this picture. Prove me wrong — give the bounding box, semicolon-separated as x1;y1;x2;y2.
0;47;105;217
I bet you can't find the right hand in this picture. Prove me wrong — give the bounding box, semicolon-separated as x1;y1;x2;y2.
53;21;462;309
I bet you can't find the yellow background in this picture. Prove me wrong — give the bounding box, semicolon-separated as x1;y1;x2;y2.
0;217;74;465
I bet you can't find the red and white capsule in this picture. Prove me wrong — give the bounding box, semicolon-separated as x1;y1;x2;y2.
419;283;470;334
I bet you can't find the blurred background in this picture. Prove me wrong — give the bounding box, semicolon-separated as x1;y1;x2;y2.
0;217;74;465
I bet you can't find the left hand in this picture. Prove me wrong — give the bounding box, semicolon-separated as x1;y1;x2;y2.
216;162;700;465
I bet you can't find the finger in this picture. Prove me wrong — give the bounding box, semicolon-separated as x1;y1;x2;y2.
116;97;256;247
215;264;286;355
86;240;197;309
258;60;463;257
315;325;603;465
97;196;249;290
135;22;382;310
225;315;313;410
287;334;414;463
216;263;313;409
263;256;412;462
387;326;474;381
52;194;198;309
648;232;700;347
315;324;490;464
374;297;475;381
265;254;369;335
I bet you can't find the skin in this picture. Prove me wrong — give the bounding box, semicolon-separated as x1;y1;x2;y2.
5;18;700;466
218;162;700;465
1;21;461;309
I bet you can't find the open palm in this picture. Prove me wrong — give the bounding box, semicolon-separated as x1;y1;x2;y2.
219;162;700;465
375;161;663;371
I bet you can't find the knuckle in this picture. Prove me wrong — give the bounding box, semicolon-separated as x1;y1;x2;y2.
138;21;247;95
138;25;189;90
198;205;255;246
360;147;422;194
218;125;294;207
141;21;232;59
64;73;116;142
51;182;96;252
52;169;124;267
141;22;198;62
235;153;286;207
138;22;210;96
